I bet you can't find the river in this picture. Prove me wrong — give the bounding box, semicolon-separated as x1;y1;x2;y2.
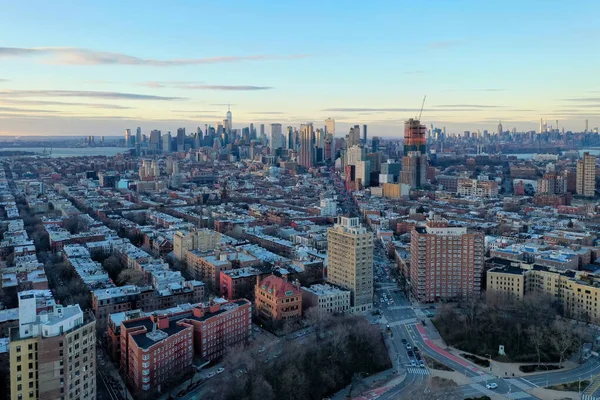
0;146;126;158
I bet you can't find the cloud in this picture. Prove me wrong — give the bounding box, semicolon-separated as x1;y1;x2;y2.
0;47;310;66
0;89;185;101
433;104;505;109
0;79;8;82
139;81;273;91
0;99;133;109
322;108;424;112
211;103;237;106
427;40;461;49
247;111;285;115
564;98;600;103
170;110;218;114
442;89;506;92
0;106;59;113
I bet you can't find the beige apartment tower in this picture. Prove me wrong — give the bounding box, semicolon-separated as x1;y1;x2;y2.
576;152;596;197
10;292;96;400
410;214;484;302
173;228;221;261
327;217;373;313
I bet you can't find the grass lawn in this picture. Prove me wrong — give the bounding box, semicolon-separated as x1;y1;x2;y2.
546;380;590;391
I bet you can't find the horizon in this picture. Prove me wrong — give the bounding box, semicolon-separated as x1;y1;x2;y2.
1;0;599;136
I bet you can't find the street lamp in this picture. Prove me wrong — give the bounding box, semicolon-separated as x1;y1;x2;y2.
485;353;492;374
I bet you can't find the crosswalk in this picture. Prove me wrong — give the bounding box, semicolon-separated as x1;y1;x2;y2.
406;367;429;375
582;395;600;400
388;318;417;327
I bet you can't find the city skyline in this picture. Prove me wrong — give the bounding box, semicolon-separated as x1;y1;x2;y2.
1;0;600;136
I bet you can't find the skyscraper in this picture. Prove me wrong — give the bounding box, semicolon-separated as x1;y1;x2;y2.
403;118;427;156
576;152;596;197
176;127;186;151
325;118;335;136
362;124;367;144
410;214;484;302
298;123;315;169
285;126;295;150
136;127;142;146
401;118;428;189
226;105;233;134
269;123;283;152
585;119;589;133
327;217;373;313
497;121;503;135
125;129;131;147
149;129;161;152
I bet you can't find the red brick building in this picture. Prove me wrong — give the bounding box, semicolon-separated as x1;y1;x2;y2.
120;314;194;394
255;275;302;321
220;267;264;301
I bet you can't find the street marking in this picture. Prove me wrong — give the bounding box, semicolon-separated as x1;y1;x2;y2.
582;396;600;400
507;378;534;391
406;367;429;375
520;378;538;388
388;318;417;327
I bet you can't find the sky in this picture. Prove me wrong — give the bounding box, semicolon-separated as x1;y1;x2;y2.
1;0;599;138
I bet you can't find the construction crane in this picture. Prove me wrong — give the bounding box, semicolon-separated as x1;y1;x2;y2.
417;95;427;121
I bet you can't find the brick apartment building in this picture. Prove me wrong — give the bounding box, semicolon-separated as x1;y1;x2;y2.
255;275;302;321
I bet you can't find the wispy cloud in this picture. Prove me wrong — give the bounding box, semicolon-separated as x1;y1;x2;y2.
427;40;461;49
170;110;218;114
433;104;504;109
0;89;185;101
564;97;600;103
0;79;8;82
322;108;424;112
0;98;133;109
442;89;506;92
0;106;58;113
139;81;273;91
0;47;310;66
247;111;285;115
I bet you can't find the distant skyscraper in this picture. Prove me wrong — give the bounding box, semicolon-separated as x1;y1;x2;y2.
539;118;544;134
325;118;335;136
371;136;380;153
125;129;131;147
299;123;315;169
259;124;266;144
286;126;294;150
362;124;367;144
327;217;373;313
497;121;503;135
226;105;233;134
176;127;186;151
162;131;172;152
269;123;283;152
136;127;142;146
149;129;161;152
585;119;589;133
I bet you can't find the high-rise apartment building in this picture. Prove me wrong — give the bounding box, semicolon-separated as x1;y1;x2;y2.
135;127;142;147
400;151;427;189
576;152;596;197
410;215;484;302
403;118;427;156
298;123;315;169
149;130;161;152
327;217;373;313
362;124;367;144
10;291;96;400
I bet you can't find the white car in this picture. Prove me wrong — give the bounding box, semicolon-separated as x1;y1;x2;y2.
216;367;225;374
486;383;498;390
206;372;216;379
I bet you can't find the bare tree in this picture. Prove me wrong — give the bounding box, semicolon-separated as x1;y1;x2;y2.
550;319;578;367
526;325;546;366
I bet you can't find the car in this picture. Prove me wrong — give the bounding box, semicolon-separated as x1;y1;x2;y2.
253;327;260;332
421;320;427;326
406;343;412;350
419;361;425;368
216;367;225;374
486;383;498;390
413;346;419;352
386;324;390;329
410;360;417;367
206;372;216;379
415;353;421;360
401;339;407;344
407;351;414;357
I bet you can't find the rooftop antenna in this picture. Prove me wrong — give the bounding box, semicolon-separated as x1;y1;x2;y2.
417;95;427;121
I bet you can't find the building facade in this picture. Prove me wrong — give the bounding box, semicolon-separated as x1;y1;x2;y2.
172;229;221;261
301;283;351;314
576;152;596;197
410;215;484;302
10;292;96;400
327;217;373;313
255;275;302;321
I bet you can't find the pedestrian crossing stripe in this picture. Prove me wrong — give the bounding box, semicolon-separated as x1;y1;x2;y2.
582;395;600;400
407;368;429;375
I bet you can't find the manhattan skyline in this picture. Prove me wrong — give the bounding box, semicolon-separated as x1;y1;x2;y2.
1;0;599;136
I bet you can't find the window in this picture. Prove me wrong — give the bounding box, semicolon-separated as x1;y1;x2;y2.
16;346;21;353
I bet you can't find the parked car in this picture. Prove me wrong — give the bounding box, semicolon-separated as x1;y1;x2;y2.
486;383;498;390
410;359;417;367
419;360;425;368
406;343;412;350
216;367;225;374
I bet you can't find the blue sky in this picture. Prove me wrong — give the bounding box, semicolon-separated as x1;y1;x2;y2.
1;0;599;137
